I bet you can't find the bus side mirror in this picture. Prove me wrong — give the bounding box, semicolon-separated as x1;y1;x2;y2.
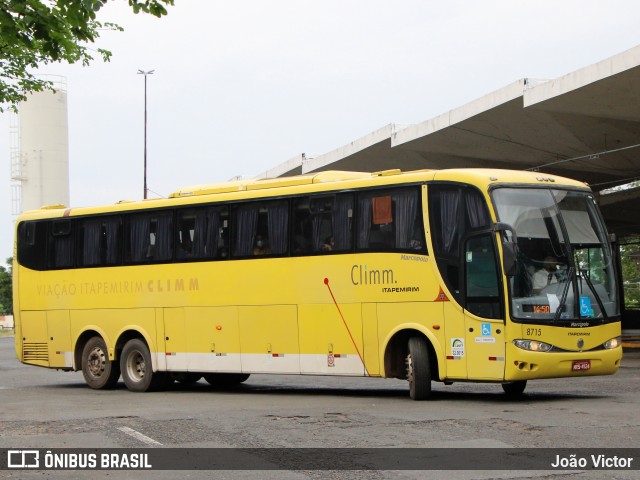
502;242;518;277
494;222;518;277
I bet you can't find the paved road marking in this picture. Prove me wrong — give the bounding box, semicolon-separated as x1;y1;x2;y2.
117;426;162;446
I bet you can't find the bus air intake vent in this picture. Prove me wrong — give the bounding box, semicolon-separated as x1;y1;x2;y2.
23;343;49;362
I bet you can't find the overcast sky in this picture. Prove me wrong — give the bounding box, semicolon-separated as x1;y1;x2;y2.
2;0;640;265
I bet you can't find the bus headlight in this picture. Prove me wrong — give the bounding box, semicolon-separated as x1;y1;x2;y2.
602;336;621;349
513;339;553;352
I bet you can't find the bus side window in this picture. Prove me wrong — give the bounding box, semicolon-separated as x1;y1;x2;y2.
177;206;228;260
263;201;288;255
292;197;314;254
176;211;196;259
428;184;491;303
103;218;122;265
17;221;47;270
357;188;424;253
309;197;333;252
232;201;288;258
79;216;122;267
464;233;501;319
80;219;103;266
50;220;74;269
332;194;353;251
292;194;353;255
218;209;230;258
128;212;173;263
232;204;258;257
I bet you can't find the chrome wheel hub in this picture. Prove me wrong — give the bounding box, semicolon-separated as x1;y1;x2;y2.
87;347;106;377
126;351;146;382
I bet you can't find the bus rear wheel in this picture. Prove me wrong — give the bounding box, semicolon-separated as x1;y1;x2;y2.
502;380;527;396
203;373;250;387
406;337;432;400
81;336;120;389
120;339;165;392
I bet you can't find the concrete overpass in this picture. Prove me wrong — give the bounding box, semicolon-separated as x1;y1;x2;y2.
258;44;640;239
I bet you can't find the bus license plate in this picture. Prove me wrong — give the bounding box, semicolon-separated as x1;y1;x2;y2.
572;360;591;371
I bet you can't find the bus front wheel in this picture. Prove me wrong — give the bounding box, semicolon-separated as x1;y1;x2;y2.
81;336;120;390
502;380;527;396
406;337;432;400
120;339;165;392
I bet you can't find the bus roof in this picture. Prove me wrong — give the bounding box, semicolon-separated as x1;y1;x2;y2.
170;168;588;198
168;170;377;198
17;168;589;220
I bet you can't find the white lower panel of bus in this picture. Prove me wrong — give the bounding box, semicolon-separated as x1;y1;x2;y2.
60;352;73;369
159;352;365;376
299;353;365;376
163;352;242;373
240;353;301;374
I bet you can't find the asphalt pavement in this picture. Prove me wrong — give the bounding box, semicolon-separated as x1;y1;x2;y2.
1;335;638;479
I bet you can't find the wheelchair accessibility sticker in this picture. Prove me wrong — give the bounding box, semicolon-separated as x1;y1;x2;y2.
475;322;496;343
580;296;594;318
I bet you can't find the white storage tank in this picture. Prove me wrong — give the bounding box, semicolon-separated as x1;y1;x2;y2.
15;76;69;212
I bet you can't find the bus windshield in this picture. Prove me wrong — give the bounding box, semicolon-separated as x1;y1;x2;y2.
492;187;619;323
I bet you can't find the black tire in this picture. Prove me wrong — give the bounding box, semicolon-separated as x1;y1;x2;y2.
155;372;173;390
502;380;527;396
406;337;432;400
120;338;165;392
203;373;250;387
81;336;120;389
171;372;202;384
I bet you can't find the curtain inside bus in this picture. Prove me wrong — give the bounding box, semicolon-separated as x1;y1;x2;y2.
429;184;492;301
267;201;288;255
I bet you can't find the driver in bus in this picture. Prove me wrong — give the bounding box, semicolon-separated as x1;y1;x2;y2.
532;256;560;293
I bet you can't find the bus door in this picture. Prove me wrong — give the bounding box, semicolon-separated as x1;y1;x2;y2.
428;183;505;381
462;232;505;380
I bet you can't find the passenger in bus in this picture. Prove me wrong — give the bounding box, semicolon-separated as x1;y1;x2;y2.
369;224;394;248
177;239;193;259
322;237;334;251
532;256;560;293
253;235;271;255
293;235;310;254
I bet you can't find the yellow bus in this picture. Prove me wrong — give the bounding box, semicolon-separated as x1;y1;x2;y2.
12;168;622;399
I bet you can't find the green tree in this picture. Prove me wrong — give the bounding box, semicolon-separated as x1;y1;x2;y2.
0;258;12;315
620;240;640;308
0;0;174;112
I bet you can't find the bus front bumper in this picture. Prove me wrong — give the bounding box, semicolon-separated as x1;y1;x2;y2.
504;344;623;381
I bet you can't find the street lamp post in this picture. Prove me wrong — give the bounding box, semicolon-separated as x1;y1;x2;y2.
137;69;154;199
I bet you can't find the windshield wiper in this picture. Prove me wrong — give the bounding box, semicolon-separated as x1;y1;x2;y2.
579;270;609;321
554;267;574;322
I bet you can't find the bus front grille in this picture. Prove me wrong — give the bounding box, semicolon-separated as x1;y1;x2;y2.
23;343;49;362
